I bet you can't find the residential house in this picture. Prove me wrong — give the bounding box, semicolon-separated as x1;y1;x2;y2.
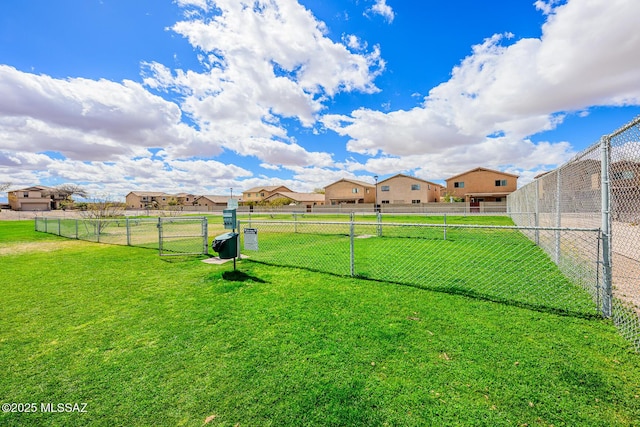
242;185;293;204
7;186;67;211
195;195;242;210
445;167;519;209
324;179;375;205
377;174;443;205
125;191;171;209
262;191;325;210
173;193;197;206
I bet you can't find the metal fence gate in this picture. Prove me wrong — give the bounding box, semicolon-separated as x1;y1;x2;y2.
157;217;209;256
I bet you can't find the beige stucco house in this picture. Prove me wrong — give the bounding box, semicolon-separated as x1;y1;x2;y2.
377;174;443;205
194;195;242;210
8;186;67;211
125;191;172;209
262;191;325;208
324;179;375;205
242;185;292;204
445;167;519;205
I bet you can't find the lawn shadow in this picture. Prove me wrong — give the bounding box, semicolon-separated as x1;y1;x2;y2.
222;270;268;283
246;260;600;320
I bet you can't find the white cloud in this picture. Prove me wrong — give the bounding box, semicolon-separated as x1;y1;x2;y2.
0;65;213;161
143;0;385;168
325;0;640;176
367;0;395;23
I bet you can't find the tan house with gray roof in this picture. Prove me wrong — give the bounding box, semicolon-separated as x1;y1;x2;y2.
263;191;325;208
377;174;444;205
445;167;519;206
242;185;292;204
324;178;376;205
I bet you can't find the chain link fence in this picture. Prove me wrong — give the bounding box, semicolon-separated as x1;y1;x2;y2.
238;219;601;317
508;115;640;351
35;216;209;256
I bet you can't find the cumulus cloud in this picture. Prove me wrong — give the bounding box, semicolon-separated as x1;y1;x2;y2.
325;0;640;181
366;0;395;23
0;65;213;161
143;0;384;168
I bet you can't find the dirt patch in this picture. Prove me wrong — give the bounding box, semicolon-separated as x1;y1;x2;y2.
0;240;85;256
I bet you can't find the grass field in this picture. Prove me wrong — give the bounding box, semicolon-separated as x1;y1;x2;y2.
1;220;640;426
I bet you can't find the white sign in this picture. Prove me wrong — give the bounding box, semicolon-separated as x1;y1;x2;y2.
244;228;258;251
227;199;239;209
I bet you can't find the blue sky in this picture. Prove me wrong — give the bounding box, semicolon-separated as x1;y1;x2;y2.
1;0;640;201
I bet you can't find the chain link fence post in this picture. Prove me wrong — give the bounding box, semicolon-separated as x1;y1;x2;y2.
601;136;613;318
157;217;163;256
350;217;355;277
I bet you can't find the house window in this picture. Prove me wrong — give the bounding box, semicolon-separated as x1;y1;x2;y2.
366;189;370;194
352;188;359;193
411;184;421;190
428;184;431;190
495;179;507;187
612;171;635;180
23;192;29;197
381;200;390;204
260;192;265;197
381;185;390;191
496;198;502;202
412;200;421;204
454;182;464;188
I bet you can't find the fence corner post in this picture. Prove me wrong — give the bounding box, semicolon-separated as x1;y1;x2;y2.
600;135;613;318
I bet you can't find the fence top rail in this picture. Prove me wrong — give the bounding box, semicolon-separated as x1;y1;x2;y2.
608;114;640;138
38;216;207;222
238;219;601;233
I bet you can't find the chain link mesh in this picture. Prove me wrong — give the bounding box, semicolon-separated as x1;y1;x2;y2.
35;216;209;256
509;115;640;350
239;220;600;316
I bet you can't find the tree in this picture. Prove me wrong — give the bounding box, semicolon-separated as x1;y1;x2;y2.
79;195;125;235
43;184;89;210
441;191;464;203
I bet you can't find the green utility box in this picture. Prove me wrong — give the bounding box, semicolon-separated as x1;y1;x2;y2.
223;209;237;230
212;232;238;259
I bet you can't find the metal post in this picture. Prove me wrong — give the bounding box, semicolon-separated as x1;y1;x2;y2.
376;211;382;237
443;213;447;240
554;170;561;264
294;213;298;233
157;217;163;256
534;180;540;246
202;217;208;255
126;217;131;246
600;136;613;318
350;218;355;277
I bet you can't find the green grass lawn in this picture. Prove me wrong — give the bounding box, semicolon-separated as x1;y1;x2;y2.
1;220;639;426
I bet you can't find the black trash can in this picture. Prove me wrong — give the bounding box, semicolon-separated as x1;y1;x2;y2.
212;232;239;259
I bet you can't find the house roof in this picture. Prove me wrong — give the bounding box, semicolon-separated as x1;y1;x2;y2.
126;191;169;197
378;173;444;187
445;167;520;182
242;185;292;193
196;195;242;203
9;185;54;192
324;178;375;189
264;192;325;202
